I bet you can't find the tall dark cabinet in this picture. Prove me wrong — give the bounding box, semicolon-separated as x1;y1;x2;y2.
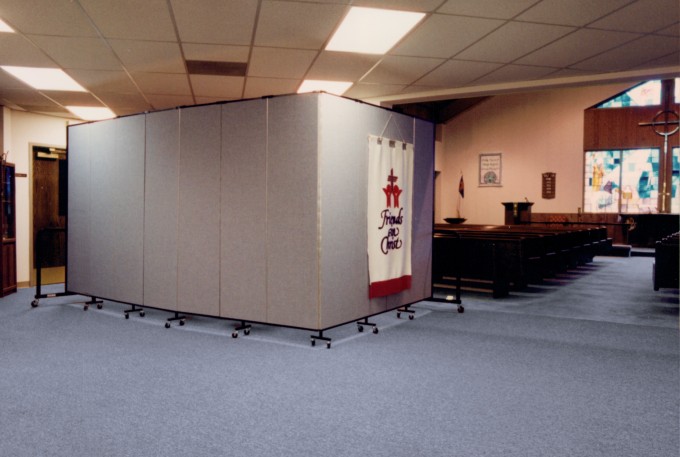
1;162;16;296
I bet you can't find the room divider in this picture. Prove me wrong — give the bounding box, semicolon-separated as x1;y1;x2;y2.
66;93;434;347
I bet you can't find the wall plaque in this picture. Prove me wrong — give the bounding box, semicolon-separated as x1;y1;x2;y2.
542;172;556;199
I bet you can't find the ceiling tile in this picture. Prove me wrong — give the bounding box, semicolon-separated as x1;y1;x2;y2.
572;35;680;71
27;105;72;114
172;0;257;45
0;0;98;36
248;47;317;78
305;51;380;81
65;69;139;93
589;0;680;33
95;92;151;113
655;24;680;37
391;14;504;59
352;0;442;12
147;94;195;110
362;56;445;85
634;51;680;69
111;106;148;117
109;40;185;73
28;35;123;71
194;96;230;105
0;88;58;106
516;0;633;26
456;22;576;63
42;91;102;106
243;77;300;98
0;34;55;67
544;68;597;79
79;0;176;41
131;73;191;95
189;74;244;98
344;83;406;100
517;29;642;67
437;0;538;19
0;67;30;90
182;44;250;62
473;64;559;85
416;60;503;86
255;1;346;49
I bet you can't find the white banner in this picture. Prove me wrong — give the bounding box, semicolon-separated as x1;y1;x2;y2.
367;135;413;298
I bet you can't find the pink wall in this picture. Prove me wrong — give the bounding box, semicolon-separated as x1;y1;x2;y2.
438;82;633;225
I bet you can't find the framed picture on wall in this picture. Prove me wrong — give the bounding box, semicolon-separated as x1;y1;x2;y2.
479;153;502;186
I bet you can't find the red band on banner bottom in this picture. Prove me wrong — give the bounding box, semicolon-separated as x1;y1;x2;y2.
369;275;412;299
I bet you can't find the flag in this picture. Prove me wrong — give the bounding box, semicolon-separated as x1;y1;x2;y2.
458;174;464;198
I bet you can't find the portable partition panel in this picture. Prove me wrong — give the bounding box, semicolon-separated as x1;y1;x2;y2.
67;93;434;332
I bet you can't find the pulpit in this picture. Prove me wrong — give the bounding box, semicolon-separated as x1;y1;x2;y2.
502;201;533;225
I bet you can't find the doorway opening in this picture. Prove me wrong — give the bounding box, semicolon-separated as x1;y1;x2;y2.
30;144;67;286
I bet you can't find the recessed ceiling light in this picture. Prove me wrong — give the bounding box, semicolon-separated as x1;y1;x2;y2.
298;80;353;96
66;106;116;121
326;7;425;55
1;66;86;91
0;18;14;33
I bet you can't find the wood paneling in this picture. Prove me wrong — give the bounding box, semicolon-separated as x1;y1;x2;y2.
584;103;680;151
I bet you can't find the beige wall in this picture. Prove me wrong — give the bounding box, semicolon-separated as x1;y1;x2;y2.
438;82;634;225
5;109;69;285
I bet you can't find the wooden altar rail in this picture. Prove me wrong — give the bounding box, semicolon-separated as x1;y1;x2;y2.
653;232;679;291
433;224;612;297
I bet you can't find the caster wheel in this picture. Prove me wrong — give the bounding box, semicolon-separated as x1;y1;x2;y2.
140;311;145;317
326;342;331;349
458;305;464;313
179;319;185;326
232;331;238;338
124;313;129;319
358;325;364;333
165;322;171;329
96;303;103;310
244;329;250;336
83;305;89;311
311;339;316;347
31;300;39;308
408;314;414;320
397;312;401;319
372;327;379;334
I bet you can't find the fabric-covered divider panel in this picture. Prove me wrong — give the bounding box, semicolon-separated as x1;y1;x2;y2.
144;110;179;311
265;94;319;329
66;124;92;294
87;116;145;304
178;105;221;317
220;100;267;321
317;95;432;328
401;117;434;304
316;95;373;328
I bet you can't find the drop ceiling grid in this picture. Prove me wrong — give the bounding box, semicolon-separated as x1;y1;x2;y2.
0;0;676;118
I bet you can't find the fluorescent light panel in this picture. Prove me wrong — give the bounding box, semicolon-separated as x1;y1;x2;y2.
0;18;14;33
326;7;425;55
1;66;86;91
298;80;353;96
66;106;116;121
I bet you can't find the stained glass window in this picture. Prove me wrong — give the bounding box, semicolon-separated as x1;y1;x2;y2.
584;149;661;213
596;80;662;108
584;150;621;213
621;149;659;213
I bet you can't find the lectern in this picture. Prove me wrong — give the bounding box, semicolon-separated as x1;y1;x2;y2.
502;201;533;225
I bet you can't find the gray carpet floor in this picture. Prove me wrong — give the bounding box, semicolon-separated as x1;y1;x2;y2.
0;256;677;457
